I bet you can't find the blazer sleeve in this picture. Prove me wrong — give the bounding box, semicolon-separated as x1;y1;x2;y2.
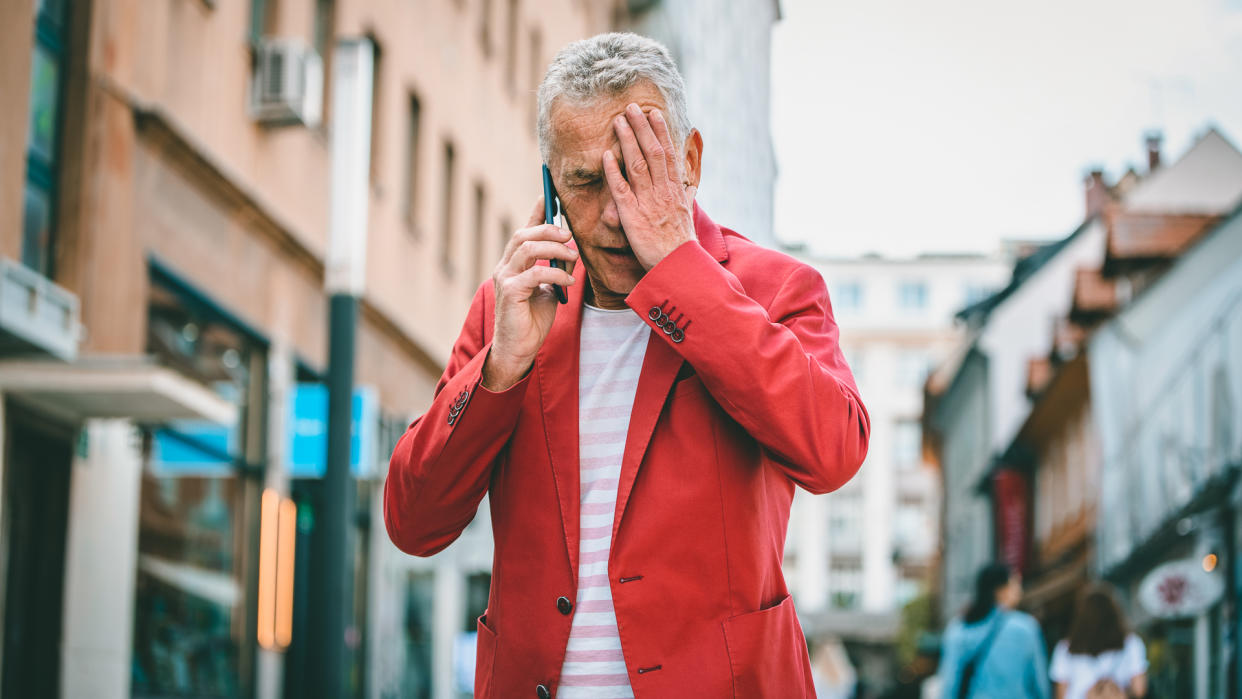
383;282;530;556
625;240;870;494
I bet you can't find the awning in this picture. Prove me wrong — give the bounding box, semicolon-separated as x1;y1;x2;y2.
0;357;237;424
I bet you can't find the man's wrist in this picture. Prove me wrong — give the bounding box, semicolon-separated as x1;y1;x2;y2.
482;352;531;392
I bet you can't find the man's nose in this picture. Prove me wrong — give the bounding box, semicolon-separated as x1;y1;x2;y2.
601;193;621;229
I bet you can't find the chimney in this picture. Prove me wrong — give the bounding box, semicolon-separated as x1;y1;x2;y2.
1145;131;1162;172
1084;169;1111;219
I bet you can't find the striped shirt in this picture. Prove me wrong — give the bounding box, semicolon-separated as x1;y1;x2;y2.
556;304;649;698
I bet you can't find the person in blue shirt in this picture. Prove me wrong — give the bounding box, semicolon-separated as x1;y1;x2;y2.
939;562;1050;699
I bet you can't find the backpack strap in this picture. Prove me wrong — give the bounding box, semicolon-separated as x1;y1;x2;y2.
959;612;1009;698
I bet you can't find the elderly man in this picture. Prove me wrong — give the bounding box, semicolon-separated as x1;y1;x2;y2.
386;33;869;698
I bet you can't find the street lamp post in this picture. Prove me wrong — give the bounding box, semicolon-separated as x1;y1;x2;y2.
308;36;373;698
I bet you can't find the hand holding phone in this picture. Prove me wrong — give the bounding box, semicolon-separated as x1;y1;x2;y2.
482;186;577;391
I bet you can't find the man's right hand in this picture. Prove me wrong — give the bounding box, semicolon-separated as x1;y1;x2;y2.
482;196;578;391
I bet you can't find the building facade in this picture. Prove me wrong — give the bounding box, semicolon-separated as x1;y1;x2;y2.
784;252;1008;689
0;0;616;697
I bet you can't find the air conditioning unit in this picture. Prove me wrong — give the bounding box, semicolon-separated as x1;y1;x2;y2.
250;38;323;128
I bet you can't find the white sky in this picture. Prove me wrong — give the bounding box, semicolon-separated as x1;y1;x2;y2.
772;0;1242;257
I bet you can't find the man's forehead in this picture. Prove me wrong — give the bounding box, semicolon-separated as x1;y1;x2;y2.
548;84;667;160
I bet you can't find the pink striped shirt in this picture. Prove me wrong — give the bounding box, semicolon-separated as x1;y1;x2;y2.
556;304;649;698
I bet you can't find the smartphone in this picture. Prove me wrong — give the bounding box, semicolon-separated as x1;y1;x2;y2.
542;164;569;304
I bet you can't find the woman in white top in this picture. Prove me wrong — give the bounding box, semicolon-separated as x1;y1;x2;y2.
1050;584;1148;699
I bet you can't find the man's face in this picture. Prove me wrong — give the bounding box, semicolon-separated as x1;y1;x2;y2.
546;83;691;300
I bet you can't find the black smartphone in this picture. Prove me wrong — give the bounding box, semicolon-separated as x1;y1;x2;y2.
542;163;569;304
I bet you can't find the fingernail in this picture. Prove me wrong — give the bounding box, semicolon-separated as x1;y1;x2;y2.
652;109;664;122
568;276;575;283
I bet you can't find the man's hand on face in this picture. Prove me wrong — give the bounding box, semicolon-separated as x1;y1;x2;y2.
483;197;578;392
602;104;699;271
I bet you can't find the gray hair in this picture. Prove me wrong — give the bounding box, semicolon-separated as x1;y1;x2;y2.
537;32;692;164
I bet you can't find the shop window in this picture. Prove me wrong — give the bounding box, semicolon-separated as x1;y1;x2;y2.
131;264;267;698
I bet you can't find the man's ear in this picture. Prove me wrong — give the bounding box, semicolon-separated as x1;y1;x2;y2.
682;128;703;189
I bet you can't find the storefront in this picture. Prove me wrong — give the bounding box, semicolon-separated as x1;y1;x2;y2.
130;259;271;697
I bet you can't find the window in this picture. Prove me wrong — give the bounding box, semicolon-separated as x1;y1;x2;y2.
833;281;863;313
441;140;456;273
828;562;862;610
828;488;863;553
463;573;491;632
133;264;268;697
473;183;487;285
504;0;519;92
368;35;383;184
897;349;930;389
895;419;922;468
403;94;422;231
249;0;276;46
898;280;928;311
962;283;992;307
528;27;542;130
22;0;71;278
499;217;512;264
842;346;864;386
479;0;493;57
894;502;925;553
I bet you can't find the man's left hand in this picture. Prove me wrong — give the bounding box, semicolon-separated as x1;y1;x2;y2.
602;104;698;270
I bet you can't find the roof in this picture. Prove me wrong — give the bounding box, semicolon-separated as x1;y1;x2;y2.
1102;208;1219;273
955;218;1093;325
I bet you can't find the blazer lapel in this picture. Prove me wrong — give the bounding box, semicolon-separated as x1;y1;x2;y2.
536;254;586;585
611;204;727;539
610;331;682;541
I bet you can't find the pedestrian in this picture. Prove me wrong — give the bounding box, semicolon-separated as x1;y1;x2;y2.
939;562;1050;699
384;32;870;698
1049;584;1148;699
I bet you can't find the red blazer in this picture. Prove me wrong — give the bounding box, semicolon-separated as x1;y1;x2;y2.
385;206;869;698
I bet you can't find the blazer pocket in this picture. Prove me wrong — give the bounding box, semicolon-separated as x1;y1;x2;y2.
722;594;811;698
475;612;498;698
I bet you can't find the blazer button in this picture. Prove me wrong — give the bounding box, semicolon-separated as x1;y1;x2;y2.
557;596;573;615
536;685;551;699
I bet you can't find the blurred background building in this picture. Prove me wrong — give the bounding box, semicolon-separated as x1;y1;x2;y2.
0;0;779;698
784;250;1009;690
926;128;1242;699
